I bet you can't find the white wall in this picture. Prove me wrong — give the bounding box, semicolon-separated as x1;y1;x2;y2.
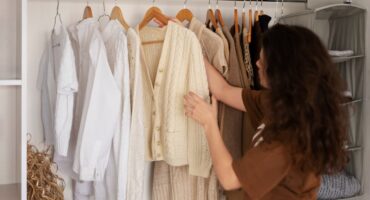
0;0;21;185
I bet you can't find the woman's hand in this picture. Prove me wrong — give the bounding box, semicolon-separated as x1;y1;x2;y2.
184;92;218;128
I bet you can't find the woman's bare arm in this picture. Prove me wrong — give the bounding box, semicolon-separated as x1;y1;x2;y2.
204;58;246;112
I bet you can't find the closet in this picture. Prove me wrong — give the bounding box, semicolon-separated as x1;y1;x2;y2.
0;0;27;199
0;0;367;199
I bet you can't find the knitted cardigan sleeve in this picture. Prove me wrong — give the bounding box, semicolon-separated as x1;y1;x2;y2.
187;34;212;178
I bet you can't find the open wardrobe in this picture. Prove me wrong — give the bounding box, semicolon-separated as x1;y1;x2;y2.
0;0;370;199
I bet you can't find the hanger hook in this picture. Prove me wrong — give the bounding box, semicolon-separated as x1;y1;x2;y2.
216;0;219;9
102;0;106;14
255;0;258;10
281;0;284;16
261;0;263;8
242;0;246;12
183;0;187;9
208;0;211;9
86;0;89;6
56;0;60;15
53;0;63;32
115;0;118;5
234;0;236;9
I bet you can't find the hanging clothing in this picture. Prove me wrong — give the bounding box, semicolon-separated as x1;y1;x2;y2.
189;17;228;77
136;21;212;178
206;20;230;70
126;26;153;200
230;25;249;88
152;161;219;200
37;25;78;156
259;15;272;33
70;18;121;181
218;25;245;200
215;27;230;65
152;17;227;200
91;19;131;200
242;25;254;89
219;25;244;162
250;14;271;89
249;18;262;89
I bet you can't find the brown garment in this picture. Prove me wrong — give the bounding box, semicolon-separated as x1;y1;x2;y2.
249;19;263;89
152;161;219;200
230;25;249;89
215;27;230;65
152;17;228;200
230;25;256;152
242;27;254;89
232;89;321;200
218;25;245;200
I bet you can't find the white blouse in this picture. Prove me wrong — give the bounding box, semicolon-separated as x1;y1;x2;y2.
37;25;78;156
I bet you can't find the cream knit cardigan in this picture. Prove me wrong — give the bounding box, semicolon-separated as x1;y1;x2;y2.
136;21;212;178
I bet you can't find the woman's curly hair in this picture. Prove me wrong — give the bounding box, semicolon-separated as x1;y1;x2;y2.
261;24;348;174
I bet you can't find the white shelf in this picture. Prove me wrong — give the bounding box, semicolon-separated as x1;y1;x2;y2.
346;146;362;152
0;184;20;200
332;55;364;64
342;99;362;106
0;80;22;86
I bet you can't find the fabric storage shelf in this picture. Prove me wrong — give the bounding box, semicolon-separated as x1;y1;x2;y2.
346;146;362;152
279;3;367;200
332;55;364;64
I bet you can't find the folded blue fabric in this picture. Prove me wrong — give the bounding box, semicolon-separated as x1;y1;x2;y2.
318;171;361;200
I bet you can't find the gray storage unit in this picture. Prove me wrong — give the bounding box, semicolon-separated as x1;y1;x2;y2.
279;3;367;200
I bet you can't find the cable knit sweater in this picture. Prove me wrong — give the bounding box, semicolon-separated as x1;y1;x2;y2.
136;21;212;178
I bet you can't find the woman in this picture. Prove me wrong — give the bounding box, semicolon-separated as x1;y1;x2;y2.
184;24;348;199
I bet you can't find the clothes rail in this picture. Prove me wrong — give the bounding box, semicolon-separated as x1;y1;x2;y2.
221;0;306;2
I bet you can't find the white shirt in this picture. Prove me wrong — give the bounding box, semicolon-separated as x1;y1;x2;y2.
70;18;121;181
37;25;78;156
95;20;132;200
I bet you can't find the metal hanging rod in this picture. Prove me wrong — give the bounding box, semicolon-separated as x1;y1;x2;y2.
222;0;306;2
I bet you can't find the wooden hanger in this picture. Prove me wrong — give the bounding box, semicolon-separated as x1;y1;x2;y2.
83;5;93;19
139;6;169;30
254;0;259;22
205;0;218;29
110;2;130;30
176;9;193;23
214;0;225;27
234;0;239;33
248;7;252;43
176;0;193;23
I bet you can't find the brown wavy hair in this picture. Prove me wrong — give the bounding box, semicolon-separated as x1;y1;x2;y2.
261;24;348;174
